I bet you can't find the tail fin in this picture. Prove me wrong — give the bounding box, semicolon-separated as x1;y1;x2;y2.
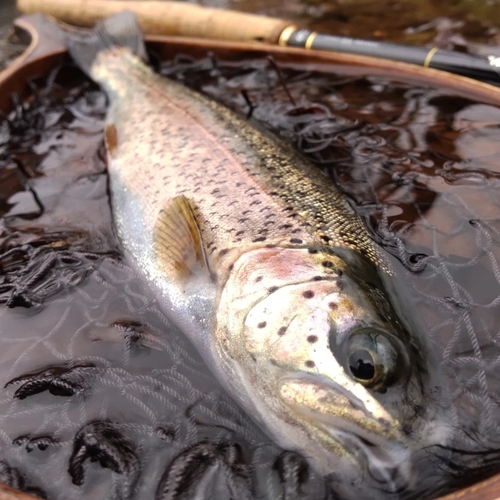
67;10;148;76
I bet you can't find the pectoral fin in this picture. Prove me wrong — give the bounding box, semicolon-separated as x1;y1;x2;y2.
153;195;212;283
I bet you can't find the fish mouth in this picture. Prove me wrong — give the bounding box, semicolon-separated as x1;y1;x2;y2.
278;373;411;489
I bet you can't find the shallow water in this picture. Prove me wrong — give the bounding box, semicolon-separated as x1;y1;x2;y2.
0;51;500;499
2;1;500;499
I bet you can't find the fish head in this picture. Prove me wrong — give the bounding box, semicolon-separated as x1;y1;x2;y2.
216;246;451;492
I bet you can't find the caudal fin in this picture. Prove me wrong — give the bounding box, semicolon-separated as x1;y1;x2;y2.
67;10;148;76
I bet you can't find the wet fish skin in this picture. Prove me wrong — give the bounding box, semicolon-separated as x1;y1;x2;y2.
69;13;452;497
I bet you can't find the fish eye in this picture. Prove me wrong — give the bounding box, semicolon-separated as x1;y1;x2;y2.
345;329;405;392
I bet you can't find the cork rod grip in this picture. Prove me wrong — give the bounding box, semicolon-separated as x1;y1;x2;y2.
16;0;296;44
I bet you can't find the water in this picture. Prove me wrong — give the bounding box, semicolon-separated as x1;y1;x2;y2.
2;1;500;499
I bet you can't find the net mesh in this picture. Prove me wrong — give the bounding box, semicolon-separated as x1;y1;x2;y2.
0;51;499;500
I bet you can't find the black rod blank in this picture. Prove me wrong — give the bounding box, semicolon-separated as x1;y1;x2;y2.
284;29;500;86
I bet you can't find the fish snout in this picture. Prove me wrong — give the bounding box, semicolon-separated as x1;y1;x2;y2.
277;373;413;492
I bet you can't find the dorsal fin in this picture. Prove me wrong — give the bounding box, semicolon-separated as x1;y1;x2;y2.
153;195;211;281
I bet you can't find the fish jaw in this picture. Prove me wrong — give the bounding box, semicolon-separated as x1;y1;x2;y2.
215;245;451;489
277;374;412;489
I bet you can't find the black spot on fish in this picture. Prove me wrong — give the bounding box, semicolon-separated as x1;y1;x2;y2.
253;236;266;242
337;269;343;276
308;248;318;254
219;248;229;256
302;291;314;299
278;326;287;336
270;359;278;366
258;322;267;329
268;286;278;293
312;276;323;281
329;302;337;310
337;280;345;290
255;276;263;282
307;335;318;343
290;238;303;244
322;261;334;269
305;360;315;368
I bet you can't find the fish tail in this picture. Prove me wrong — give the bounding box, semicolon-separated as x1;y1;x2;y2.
67;10;148;76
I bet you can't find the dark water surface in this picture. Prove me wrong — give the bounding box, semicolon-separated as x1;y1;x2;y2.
2;1;500;500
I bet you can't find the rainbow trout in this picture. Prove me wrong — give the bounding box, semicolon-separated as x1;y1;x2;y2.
68;12;451;498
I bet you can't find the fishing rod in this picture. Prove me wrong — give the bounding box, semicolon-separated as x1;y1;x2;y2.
16;0;500;86
283;30;500;86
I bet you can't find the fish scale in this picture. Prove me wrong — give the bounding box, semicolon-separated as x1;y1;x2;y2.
94;49;381;273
